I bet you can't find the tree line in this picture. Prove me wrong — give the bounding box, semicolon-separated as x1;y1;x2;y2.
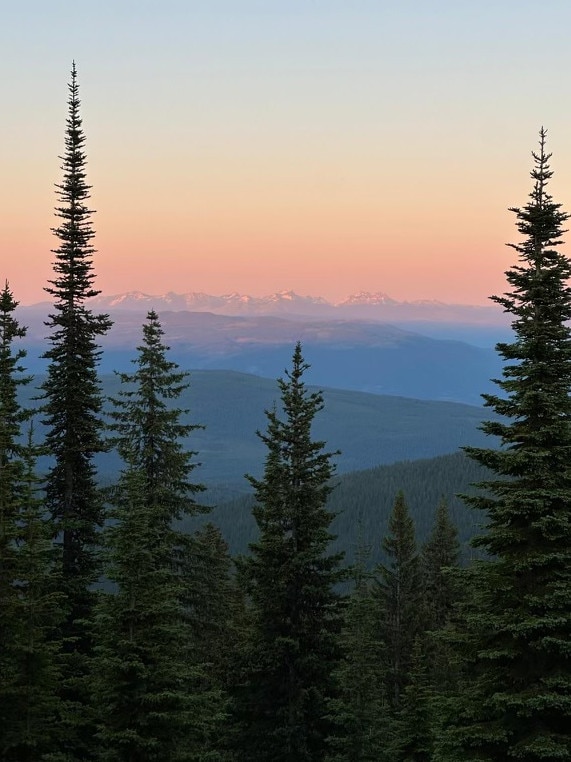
0;67;569;761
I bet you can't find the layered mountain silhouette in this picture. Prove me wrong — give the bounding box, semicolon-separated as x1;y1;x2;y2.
68;288;509;327
16;302;503;405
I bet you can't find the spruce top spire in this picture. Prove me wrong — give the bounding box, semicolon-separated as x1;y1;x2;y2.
503;127;569;275
45;62;101;306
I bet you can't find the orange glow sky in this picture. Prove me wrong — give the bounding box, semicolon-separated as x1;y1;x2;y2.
3;2;571;306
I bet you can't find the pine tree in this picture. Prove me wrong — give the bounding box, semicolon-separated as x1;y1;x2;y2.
185;522;237;677
326;540;387;762
183;523;238;759
376;491;421;710
0;427;64;761
107;309;203;524
235;343;345;762
440;130;571;760
388;636;435;762
0;284;65;758
0;282;29;658
40;63;111;641
421;498;460;634
420;498;461;694
39;64;111;758
94;310;225;761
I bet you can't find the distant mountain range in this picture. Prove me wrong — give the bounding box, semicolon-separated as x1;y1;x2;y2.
16;306;502;405
26;289;508;325
69;289;509;326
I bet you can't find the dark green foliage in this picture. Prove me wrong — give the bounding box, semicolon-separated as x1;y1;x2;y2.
376;491;421;710
442;131;571;760
0;281;29;469
184;522;237;676
94;471;224;762
421;498;460;633
108;310;204;521
40;64;112;645
203;451;490;561
0;287;62;759
388;636;435;762
420;499;462;696
38;65;112;759
0;283;29;672
326;541;388;762
182;523;241;759
235;343;345;762
94;310;225;761
0;284;30;637
0;428;64;761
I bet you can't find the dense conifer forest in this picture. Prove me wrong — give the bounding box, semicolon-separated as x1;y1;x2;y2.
1;68;570;761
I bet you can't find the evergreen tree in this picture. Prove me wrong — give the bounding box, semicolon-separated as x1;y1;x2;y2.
94;310;225;761
183;523;239;760
39;64;111;758
235;343;345;762
0;286;64;758
440;130;571;760
107;309;203;523
388;636;435;762
326;540;387;762
40;63;111;643
421;498;460;633
420;498;461;694
0;282;29;666
0;427;64;761
376;491;421;710
185;522;237;678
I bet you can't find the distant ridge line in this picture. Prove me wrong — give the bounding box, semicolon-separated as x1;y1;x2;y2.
67;289;505;318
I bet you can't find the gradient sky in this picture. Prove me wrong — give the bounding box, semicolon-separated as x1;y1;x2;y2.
3;1;571;305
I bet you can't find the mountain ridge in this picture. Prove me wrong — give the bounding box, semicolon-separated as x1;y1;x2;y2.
24;289;507;325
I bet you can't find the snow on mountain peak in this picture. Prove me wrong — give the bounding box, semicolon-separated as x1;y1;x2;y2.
339;291;396;306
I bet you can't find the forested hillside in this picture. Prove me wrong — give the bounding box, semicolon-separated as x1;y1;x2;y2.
186;451;490;563
20;370;497;491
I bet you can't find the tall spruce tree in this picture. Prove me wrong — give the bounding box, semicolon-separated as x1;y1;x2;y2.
440;130;571;760
39;64;111;759
236;343;345;762
421;498;460;635
41;63;111;638
376;491;421;711
0;283;32;756
94;310;225;761
388;636;435;762
0;427;64;761
0;283;29;645
185;521;238;680
327;540;387;762
106;310;203;524
0;286;63;759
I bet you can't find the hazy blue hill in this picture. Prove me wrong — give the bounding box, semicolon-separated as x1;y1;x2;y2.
24;370;497;496
17;307;502;404
183;451;491;565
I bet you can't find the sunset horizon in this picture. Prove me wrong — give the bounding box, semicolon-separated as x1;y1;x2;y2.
4;3;571;309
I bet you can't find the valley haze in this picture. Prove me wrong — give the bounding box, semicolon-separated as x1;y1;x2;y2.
17;289;509;406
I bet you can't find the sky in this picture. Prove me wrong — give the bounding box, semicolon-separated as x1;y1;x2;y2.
3;1;571;306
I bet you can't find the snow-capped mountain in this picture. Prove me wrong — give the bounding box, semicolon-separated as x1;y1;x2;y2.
16;288;511;402
86;289;334;316
80;289;506;329
339;291;397;306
